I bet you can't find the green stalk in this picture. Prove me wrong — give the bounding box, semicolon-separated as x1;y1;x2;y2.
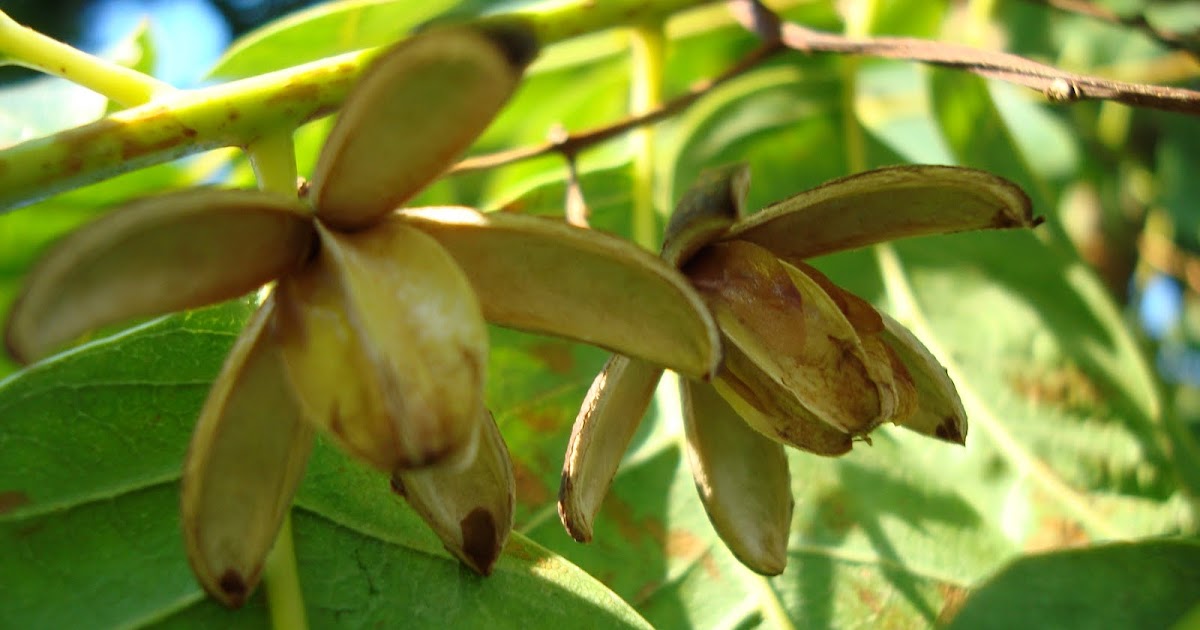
0;48;374;211
629;23;667;250
0;9;169;106
839;0;880;174
245;130;309;630
248;131;300;198
263;515;309;630
0;0;715;213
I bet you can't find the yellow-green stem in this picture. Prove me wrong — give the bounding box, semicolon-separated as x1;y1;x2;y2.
263;514;309;630
839;0;880;173
245;131;307;630
629;23;667;250
248;131;299;197
0;10;169;106
0;0;715;213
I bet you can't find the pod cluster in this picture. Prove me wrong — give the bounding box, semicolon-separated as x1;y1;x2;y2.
4;20;1036;605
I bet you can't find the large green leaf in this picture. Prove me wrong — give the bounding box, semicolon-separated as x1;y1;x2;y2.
0;301;649;628
945;539;1200;629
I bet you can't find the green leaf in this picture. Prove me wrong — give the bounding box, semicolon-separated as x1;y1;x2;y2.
945;539;1200;629
0;301;650;627
207;0;460;79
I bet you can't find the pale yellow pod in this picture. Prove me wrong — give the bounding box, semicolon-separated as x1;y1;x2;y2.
393;409;514;576
681;378;792;576
725;165;1035;260
5;189;313;363
397;206;721;380
275;219;487;472
181;297;315;608
879;312;968;444
558;355;663;542
686;240;882;435
312;24;535;230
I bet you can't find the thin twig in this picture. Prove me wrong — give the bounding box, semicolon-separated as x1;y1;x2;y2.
447;42;784;175
1020;0;1199;60
726;0;1200;116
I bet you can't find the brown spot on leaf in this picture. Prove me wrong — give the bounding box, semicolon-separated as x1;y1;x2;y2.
1025;515;1089;552
665;528;705;560
529;341;575;375
519;409;562;434
0;491;30;515
936;583;970;625
512;460;550;506
633;579;661;604
602;495;665;545
460;508;499;575
1008;363;1103;412
855;583;883;613
219;569;248;606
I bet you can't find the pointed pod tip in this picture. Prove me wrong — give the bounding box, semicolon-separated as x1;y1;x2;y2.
3;321;31;365
460;507;501;575
414;18;540;71
556;477;594;543
217;569;250;607
474;19;541;70
935;417;967;445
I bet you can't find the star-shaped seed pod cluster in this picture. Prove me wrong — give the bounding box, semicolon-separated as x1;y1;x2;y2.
3;23;723;606
559;163;1036;575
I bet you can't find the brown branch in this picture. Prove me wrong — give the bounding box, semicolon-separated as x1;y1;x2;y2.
727;0;1200;116
1020;0;1200;60
448;42;784;175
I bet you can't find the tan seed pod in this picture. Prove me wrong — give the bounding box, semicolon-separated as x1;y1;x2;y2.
660;164;750;267
181;297;315;608
681;378;792;575
5;189;313;363
312;25;535;230
394;409;515;576
275;219;487;472
686;240;883;435
724;165;1035;260
713;341;853;456
398;206;721;380
558;355;663;542
879;312;968;444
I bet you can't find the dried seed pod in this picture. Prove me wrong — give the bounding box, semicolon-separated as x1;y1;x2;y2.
686;240;885;436
181;297;315;608
879;312;968;444
275;218;487;472
558;355;663;542
682;378;792;575
394;409;515;576
312;25;535;230
399;206;720;380
713;341;853;456
5;189;313;363
660;164;749;267
724;165;1035;260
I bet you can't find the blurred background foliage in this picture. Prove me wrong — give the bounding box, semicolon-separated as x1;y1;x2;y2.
2;0;1200;627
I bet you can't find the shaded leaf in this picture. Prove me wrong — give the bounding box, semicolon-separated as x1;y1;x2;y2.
945;539;1200;630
